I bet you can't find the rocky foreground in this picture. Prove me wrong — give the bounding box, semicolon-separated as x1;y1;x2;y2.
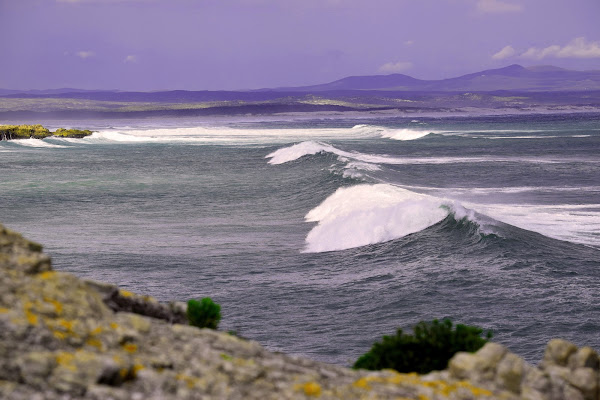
0;223;598;400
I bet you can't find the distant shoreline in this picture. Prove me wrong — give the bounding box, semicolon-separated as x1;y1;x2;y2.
1;105;599;122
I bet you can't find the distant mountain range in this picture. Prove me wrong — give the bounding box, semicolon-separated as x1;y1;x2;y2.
1;65;599;105
271;64;600;92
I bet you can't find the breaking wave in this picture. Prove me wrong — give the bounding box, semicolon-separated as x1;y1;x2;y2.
265;141;581;167
302;184;488;253
352;124;434;141
7;139;66;148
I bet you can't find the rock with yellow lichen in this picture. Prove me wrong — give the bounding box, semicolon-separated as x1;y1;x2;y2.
0;222;598;400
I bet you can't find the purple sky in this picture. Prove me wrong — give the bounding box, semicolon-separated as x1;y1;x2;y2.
1;0;599;91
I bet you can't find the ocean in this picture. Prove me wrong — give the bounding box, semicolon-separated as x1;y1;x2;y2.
1;112;599;367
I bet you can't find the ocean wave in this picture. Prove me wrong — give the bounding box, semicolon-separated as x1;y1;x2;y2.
352;124;434;141
302;184;481;253
79;126;383;145
266;141;344;164
266;141;584;168
380;128;433;141
470;203;600;248
86;131;160;142
8;139;67;148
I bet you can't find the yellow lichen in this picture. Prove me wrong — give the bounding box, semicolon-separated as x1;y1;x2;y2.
53;331;67;340
353;377;371;390
44;298;63;315
25;310;38;325
55;352;76;371
57;318;74;331
133;364;145;375
0;307;10;313
303;382;322;397
468;385;493;396
90;326;103;335
86;338;103;350
38;271;56;280
110;322;119;330
176;373;197;389
123;343;138;353
119;290;134;298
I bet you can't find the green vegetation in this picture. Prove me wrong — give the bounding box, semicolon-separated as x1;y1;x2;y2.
0;124;94;140
353;319;492;374
187;297;221;330
0;124;51;140
53;128;93;138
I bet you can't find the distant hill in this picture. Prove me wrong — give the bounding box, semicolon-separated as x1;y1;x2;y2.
0;88;112;96
2;65;600;104
276;65;600;92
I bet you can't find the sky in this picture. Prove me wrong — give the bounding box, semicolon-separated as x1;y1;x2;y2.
1;0;599;91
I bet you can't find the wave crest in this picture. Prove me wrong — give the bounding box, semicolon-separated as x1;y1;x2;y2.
266;141;341;165
303;184;450;253
9;139;66;148
352;124;434;141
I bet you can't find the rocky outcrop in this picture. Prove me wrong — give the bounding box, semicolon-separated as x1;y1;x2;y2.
447;340;599;400
0;125;93;140
0;222;598;399
52;128;93;138
0;124;51;140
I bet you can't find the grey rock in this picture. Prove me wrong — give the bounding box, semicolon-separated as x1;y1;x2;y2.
1;221;599;400
542;339;578;367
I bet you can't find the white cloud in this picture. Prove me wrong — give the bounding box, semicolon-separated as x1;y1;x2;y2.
477;0;522;14
378;61;413;74
521;37;600;60
404;40;414;46
124;55;138;63
76;51;95;59
492;45;516;60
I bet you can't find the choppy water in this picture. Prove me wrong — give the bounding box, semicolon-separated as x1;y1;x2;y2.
1;113;599;366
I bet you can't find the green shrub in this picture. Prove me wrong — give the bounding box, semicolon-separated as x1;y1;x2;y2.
187;297;221;329
0;124;51;139
52;128;93;138
353;319;492;374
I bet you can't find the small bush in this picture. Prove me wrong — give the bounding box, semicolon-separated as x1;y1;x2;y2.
187;297;221;329
353;319;492;374
52;128;93;138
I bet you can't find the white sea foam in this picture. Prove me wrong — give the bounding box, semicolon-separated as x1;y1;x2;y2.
83;126;382;145
470;202;600;248
380;128;433;141
87;131;159;142
303;184;450;252
266;141;345;164
351;124;434;141
10;139;66;148
266;141;584;167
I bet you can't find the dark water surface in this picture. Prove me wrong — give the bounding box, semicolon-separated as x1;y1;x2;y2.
1;113;599;366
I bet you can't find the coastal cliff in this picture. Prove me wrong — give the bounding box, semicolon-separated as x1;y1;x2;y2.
0;223;598;400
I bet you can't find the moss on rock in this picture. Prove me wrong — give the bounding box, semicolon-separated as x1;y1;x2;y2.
0;124;51;140
0;125;93;140
52;128;93;138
